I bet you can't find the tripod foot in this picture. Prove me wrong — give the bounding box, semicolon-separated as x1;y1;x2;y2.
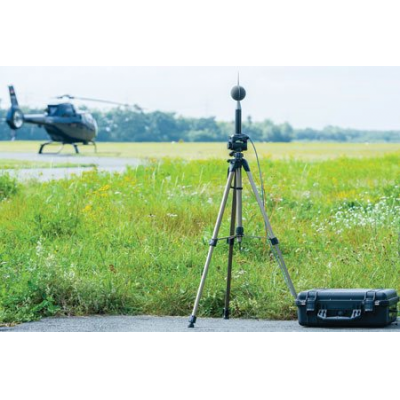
223;308;230;320
188;315;197;328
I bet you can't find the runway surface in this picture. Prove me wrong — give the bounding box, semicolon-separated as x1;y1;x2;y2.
0;152;142;181
1;316;399;332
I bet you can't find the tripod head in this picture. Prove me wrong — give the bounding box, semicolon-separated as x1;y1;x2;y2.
228;83;249;154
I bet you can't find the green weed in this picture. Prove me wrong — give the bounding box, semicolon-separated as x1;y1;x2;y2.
0;173;18;200
0;154;399;323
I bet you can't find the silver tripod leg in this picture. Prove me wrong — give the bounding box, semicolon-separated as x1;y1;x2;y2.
188;171;235;327
245;170;297;299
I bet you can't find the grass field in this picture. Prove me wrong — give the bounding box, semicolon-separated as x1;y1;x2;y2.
2;140;400;160
0;142;399;324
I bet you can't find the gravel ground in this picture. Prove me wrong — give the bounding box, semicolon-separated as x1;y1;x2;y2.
1;316;399;332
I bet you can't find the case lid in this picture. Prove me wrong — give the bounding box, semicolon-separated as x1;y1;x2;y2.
296;289;399;309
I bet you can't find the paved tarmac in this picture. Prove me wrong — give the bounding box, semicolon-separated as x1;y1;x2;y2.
1;316;399;332
0;152;142;181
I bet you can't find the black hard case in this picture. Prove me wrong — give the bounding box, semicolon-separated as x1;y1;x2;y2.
296;289;398;327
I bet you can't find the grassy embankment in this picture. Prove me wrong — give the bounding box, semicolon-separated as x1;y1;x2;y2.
0;143;399;324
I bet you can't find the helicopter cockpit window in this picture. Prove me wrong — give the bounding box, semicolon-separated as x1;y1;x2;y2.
60;104;76;117
47;106;58;116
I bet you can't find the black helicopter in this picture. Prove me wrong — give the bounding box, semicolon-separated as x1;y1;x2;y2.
4;86;142;154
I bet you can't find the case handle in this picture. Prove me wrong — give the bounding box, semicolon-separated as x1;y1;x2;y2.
317;309;362;321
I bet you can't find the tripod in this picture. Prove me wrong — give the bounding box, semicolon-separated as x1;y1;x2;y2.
188;84;297;328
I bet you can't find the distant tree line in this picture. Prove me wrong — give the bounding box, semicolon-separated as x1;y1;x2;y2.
296;125;400;143
0;106;399;142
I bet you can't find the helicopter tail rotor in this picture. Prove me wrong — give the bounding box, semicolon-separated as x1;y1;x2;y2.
6;85;24;131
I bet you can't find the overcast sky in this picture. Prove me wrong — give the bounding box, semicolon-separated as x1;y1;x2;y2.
1;66;400;130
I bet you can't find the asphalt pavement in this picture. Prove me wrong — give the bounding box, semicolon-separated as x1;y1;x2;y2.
1;316;399;332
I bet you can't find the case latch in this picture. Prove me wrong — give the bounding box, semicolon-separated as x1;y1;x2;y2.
306;291;318;313
364;291;376;312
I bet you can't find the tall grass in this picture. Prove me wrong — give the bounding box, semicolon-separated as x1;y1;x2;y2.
0;154;399;323
0;173;19;200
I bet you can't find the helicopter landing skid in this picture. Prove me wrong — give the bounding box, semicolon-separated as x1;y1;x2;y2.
86;140;97;153
38;141;97;155
38;142;67;155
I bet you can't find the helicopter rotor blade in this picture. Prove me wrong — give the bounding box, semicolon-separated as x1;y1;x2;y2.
54;95;145;112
